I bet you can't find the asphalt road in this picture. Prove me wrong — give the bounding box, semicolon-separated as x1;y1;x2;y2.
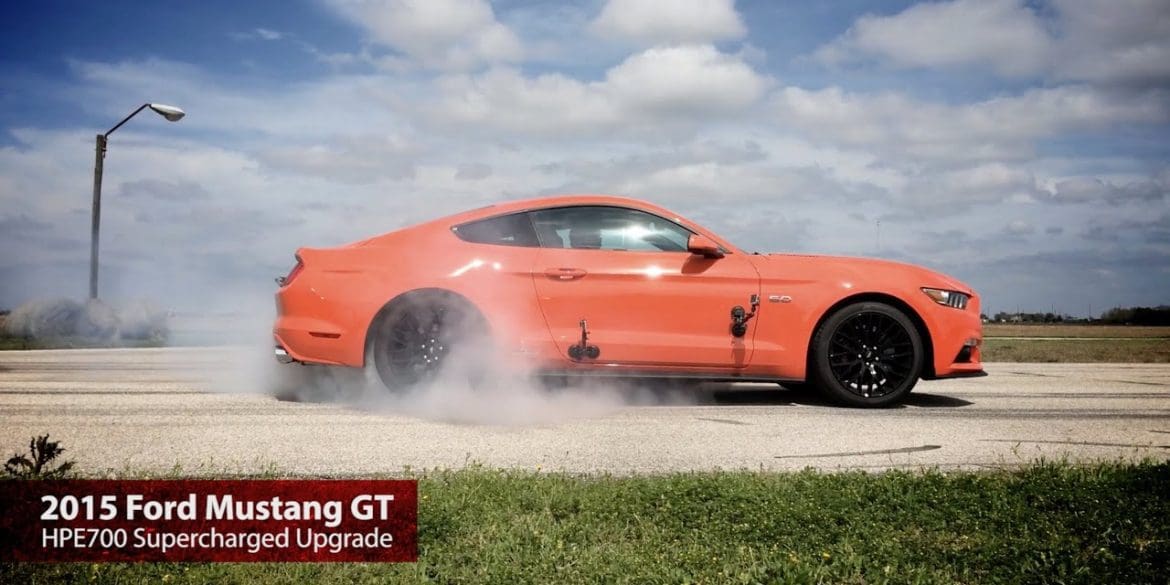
1;347;1167;475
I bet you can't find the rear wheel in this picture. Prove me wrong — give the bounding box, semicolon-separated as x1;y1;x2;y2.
811;302;923;407
366;290;488;393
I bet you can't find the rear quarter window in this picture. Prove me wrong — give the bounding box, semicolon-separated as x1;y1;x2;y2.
451;213;539;247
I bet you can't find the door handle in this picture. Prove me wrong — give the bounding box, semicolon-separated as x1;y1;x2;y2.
545;267;587;281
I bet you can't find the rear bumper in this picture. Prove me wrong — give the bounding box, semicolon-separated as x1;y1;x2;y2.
272;325;351;366
274;279;364;366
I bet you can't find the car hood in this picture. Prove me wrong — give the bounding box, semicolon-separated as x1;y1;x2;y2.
750;253;974;295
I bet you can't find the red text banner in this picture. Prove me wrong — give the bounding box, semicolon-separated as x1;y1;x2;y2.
0;480;418;562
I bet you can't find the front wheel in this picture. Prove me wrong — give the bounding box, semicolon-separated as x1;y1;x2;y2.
810;302;923;407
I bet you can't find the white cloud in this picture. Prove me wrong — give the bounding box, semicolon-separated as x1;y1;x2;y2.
590;0;746;45
772;85;1170;164
3;0;1169;316
71;59;415;140
1005;219;1035;235
1047;174;1170;205
232;28;285;41
323;0;522;70
1048;0;1170;86
605;45;765;113
917;164;1041;205
814;0;1049;76
769;84;1169;213
257;135;420;184
429;44;768;136
814;0;1170;87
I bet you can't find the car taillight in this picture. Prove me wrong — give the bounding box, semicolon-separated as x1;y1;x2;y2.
277;256;303;287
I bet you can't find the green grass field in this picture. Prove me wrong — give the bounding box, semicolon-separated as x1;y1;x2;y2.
981;338;1170;363
981;324;1170;362
983;324;1170;339
2;463;1167;584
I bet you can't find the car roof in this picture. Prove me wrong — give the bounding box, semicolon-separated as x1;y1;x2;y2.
446;194;682;223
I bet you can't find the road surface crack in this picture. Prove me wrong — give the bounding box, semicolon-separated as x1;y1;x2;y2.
775;445;941;459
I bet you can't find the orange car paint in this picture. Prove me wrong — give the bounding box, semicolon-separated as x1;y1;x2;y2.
273;195;983;382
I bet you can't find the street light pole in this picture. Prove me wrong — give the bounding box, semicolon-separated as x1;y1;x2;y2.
88;103;185;300
89;133;107;299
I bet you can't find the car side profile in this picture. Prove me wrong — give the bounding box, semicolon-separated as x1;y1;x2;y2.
273;195;984;407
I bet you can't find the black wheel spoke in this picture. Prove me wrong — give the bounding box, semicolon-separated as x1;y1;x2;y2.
827;310;917;399
379;305;455;383
389;326;421;346
881;363;910;377
875;319;901;345
830;356;860;368
831;337;862;354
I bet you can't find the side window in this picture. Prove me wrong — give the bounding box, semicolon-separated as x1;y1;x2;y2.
529;206;694;252
452;213;539;247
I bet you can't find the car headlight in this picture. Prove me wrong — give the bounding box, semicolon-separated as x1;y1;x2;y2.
922;288;970;310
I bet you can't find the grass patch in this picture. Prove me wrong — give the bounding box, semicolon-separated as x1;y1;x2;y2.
0;323;165;350
984;324;1170;339
983;338;1170;363
983;323;1170;362
0;335;37;350
3;462;1168;584
0;334;164;350
0;314;165;350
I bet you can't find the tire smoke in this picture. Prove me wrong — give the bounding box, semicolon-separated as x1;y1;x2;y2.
261;342;697;426
3;298;168;345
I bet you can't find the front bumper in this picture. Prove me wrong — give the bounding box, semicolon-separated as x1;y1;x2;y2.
925;298;985;379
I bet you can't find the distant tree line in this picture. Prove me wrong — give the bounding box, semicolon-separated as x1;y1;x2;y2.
987;306;1170;325
1097;306;1170;326
990;312;1067;323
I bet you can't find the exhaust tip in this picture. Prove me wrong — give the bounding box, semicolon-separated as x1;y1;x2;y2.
275;346;296;364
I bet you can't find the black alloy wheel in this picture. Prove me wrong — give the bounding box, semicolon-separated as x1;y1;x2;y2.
369;291;486;392
812;302;923;407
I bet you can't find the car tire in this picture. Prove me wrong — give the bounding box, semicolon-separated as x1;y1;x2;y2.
810;301;923;407
366;290;489;394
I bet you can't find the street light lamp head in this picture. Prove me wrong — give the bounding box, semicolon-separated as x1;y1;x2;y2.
148;103;185;122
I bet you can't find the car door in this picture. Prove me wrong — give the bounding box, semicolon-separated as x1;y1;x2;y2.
529;205;760;369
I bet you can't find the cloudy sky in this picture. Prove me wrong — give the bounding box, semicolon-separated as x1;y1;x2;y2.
1;0;1167;317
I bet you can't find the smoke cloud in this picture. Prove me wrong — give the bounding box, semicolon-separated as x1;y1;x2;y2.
0;273;698;428
257;344;697;426
2;296;702;427
3;298;168;345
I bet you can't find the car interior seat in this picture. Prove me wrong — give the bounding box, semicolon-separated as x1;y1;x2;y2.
534;223;565;248
566;225;603;249
568;227;603;249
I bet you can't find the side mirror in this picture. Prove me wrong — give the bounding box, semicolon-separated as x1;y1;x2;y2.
687;234;724;258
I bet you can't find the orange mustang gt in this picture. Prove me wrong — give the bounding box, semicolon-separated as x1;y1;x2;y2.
274;195;984;407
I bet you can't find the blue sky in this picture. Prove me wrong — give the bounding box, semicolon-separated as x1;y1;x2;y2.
1;0;1168;317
